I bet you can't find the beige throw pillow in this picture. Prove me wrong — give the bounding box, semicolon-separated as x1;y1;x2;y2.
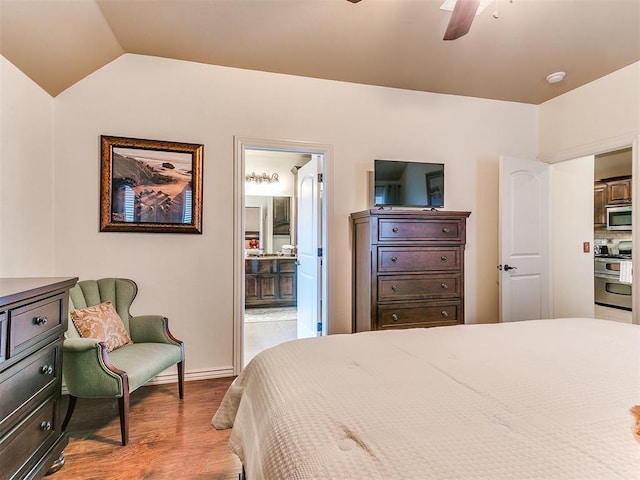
70;301;133;352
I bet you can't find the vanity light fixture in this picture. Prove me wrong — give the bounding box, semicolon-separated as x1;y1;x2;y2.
246;172;279;184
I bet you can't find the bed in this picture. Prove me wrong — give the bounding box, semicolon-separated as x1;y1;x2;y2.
212;318;640;479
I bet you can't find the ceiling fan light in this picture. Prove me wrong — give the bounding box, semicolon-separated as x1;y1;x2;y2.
546;71;566;84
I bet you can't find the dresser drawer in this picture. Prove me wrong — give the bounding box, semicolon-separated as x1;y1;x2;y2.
378;302;462;329
378;274;461;301
9;293;64;359
0;398;58;480
0;341;60;434
378;218;464;243
378;247;461;273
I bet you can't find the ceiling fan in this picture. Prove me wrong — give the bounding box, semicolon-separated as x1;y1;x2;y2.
346;0;482;41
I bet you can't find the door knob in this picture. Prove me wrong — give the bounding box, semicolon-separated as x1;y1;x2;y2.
503;264;517;271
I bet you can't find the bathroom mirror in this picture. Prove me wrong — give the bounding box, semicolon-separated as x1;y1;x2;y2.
245;196;292;254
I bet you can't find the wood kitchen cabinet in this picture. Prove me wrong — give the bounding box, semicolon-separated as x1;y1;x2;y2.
245;258;296;307
594;182;607;228
594;176;632;229
606;176;632;205
351;209;470;332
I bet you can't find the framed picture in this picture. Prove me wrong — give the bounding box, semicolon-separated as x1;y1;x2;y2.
100;135;203;233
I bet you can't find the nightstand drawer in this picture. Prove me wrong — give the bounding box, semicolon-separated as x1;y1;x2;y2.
9;293;64;358
0;341;60;433
378;302;462;329
378;219;463;242
378;247;461;272
378;274;461;301
0;398;58;480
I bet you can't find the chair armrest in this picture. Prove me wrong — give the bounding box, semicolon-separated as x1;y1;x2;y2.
62;338;127;397
129;315;183;346
63;337;101;352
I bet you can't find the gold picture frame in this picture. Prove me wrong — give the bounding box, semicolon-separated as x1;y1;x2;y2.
100;135;203;233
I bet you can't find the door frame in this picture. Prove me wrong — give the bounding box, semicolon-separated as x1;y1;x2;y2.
233;137;333;374
540;133;639;324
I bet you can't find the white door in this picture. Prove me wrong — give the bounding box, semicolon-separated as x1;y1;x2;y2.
296;155;322;338
499;156;551;322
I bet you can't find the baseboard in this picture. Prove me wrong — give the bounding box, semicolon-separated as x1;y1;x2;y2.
61;367;235;395
147;367;235;385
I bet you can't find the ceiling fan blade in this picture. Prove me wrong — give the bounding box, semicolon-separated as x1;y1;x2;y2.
443;0;481;41
347;0;362;3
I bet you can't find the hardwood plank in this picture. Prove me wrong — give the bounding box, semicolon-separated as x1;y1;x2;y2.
51;378;242;480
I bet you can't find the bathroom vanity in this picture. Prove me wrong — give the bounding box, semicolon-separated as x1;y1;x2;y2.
245;257;297;308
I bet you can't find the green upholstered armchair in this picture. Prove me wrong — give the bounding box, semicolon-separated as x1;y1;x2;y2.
62;278;184;446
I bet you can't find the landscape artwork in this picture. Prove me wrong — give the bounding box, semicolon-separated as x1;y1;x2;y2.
100;136;203;233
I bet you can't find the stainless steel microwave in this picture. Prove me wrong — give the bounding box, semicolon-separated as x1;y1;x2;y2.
606;205;632;230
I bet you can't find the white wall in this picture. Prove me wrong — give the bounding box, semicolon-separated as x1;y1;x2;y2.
50;54;537;377
539;62;639;162
540;61;639;321
0;56;55;276
244;151;300;198
550;156;595;317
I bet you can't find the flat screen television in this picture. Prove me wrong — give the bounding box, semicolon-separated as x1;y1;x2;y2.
374;159;444;208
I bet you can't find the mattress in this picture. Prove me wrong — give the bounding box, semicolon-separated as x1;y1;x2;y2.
212;319;640;479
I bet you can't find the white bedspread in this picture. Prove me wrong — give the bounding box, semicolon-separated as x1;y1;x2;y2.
212;319;640;479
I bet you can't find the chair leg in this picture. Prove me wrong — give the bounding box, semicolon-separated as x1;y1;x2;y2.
118;392;130;446
177;361;185;399
61;395;78;432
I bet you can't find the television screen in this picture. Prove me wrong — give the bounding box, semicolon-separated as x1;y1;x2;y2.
374;160;444;208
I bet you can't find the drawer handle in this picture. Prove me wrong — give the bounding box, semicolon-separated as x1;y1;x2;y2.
35;316;48;326
391;313;399;322
441;310;449;318
41;365;54;375
40;421;52;431
440;255;448;262
441;283;448;290
391;256;398;263
391;285;398;292
392;227;399;233
442;227;450;233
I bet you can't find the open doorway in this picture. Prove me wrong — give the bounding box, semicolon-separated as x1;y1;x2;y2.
233;138;332;373
243;149;311;365
593;147;633;323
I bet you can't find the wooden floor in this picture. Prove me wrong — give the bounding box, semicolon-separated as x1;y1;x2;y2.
51;378;242;480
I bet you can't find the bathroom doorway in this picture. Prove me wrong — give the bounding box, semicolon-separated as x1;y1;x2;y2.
233;138;331;372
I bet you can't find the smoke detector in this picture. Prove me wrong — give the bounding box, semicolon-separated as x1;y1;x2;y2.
546;71;566;84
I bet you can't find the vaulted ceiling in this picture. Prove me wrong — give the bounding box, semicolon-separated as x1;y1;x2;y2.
1;0;638;104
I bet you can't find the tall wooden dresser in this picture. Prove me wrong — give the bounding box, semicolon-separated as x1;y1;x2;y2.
0;277;77;480
351;210;470;332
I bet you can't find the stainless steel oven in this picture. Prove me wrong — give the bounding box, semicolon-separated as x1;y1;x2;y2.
594;256;632;310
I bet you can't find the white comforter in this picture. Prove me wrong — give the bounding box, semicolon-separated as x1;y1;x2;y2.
212;319;640;479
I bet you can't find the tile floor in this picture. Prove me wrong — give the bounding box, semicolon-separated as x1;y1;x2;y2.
243;306;297;366
594;304;633;323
